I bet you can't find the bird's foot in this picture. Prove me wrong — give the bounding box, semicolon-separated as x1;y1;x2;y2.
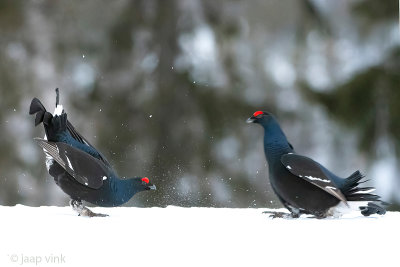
69;200;108;217
308;215;327;219
262;211;299;219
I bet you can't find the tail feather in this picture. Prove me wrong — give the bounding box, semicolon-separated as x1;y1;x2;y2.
34;110;45;126
30;89;68;142
360;202;386;216
341;171;364;194
42;112;53;127
30;98;50;126
342;170;387;216
346;186;375;195
346;193;381;202
29;98;46;115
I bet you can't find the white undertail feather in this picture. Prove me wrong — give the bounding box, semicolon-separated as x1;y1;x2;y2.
54;104;64;116
44;104;64;170
43;104;64;141
328;201;370;218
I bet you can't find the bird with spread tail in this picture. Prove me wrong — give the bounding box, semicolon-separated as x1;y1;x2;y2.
30;89;156;217
247;111;386;218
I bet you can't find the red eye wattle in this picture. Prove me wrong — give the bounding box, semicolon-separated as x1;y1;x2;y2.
253;111;263;117
141;177;149;184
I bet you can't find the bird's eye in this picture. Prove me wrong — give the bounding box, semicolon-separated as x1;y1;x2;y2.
141;177;149;184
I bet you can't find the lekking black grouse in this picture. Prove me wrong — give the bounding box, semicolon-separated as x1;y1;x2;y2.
30;89;156;217
247;111;386;218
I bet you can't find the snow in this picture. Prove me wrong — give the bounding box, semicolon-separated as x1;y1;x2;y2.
0;205;398;267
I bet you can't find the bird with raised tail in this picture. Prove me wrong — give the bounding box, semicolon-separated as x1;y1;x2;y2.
29;89;156;217
247;111;387;218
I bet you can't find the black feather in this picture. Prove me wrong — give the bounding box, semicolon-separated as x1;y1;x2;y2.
34;111;45;126
360;202;386;216
341;171;386;216
281;153;348;204
67;121;85;144
346;193;381;201
45;113;67;142
346;186;375;195
29;98;46;115
34;138;107;189
341;171;365;194
30;98;50;126
42;112;53;126
55;88;60;106
249;111;387;217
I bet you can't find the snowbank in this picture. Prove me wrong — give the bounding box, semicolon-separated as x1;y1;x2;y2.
0;205;398;267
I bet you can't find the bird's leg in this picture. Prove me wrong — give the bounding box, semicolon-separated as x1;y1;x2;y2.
69;199;108;217
262;210;300;219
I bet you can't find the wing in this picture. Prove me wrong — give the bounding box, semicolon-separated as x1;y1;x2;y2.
288;142;294;150
67;120;86;144
35;138;109;189
281;153;348;205
66;120;112;168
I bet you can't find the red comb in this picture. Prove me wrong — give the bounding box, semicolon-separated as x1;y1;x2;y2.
253;111;263;117
141;177;149;184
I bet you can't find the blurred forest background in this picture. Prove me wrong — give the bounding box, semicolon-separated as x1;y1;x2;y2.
0;0;399;210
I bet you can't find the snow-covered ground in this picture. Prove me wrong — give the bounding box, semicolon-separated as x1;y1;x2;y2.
0;206;398;267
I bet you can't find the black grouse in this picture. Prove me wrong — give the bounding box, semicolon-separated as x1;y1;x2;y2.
30;89;156;217
247;111;386;218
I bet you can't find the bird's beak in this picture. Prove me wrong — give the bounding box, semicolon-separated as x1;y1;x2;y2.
247;117;256;123
148;184;157;190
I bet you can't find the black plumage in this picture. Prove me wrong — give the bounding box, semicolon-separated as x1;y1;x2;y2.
247;111;386;218
30;89;156;217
